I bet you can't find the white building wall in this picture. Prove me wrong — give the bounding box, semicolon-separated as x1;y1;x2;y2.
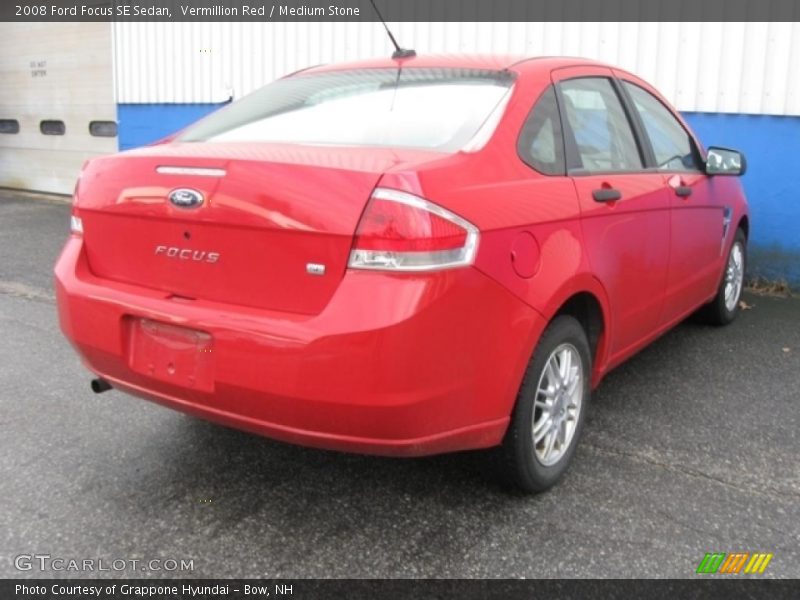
114;21;800;116
0;23;117;194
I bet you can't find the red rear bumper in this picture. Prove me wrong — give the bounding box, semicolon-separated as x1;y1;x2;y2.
55;237;543;456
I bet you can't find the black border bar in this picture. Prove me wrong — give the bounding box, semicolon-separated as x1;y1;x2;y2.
4;579;800;600
3;0;800;22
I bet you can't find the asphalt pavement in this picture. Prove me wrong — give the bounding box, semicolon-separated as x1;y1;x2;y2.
0;188;798;578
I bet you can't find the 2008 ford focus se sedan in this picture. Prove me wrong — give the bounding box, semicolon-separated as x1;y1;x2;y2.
55;55;749;492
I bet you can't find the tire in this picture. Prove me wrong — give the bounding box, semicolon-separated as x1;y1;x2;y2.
699;228;747;326
494;315;591;493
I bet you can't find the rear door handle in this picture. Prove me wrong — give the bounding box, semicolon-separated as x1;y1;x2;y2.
673;185;692;197
592;188;622;203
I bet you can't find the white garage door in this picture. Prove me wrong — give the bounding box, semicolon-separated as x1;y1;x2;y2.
0;23;117;195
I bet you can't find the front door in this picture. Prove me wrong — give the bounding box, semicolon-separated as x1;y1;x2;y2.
618;78;723;323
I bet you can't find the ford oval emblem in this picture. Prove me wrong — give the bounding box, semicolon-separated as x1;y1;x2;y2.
168;188;204;209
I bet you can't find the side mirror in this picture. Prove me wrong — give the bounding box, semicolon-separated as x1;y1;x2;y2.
705;146;746;176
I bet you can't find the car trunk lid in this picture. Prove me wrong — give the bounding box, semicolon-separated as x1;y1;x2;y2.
76;142;443;314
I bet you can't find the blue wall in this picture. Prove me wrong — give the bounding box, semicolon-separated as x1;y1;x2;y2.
117;104;800;285
683;113;800;285
118;103;225;151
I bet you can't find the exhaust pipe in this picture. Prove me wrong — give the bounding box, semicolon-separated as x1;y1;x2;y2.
90;378;112;394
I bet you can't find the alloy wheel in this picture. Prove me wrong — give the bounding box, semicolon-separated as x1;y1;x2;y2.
532;343;584;466
724;241;745;312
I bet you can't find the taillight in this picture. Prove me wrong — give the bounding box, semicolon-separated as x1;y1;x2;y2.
348;188;479;271
70;169;84;235
70;214;83;235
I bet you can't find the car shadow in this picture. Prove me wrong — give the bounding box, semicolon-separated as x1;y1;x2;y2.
108;315;725;518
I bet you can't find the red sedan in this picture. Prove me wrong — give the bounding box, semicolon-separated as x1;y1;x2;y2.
55;55;749;492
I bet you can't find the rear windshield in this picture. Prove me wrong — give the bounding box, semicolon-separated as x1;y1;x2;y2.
178;68;515;152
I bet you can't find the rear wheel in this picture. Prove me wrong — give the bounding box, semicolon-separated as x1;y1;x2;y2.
699;229;746;326
495;315;591;493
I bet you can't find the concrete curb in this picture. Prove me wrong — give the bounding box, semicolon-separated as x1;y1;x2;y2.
0;187;71;204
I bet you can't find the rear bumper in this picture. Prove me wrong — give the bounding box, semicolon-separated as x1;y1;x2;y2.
55;237;544;456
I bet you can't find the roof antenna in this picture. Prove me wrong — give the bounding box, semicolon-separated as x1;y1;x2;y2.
369;0;416;60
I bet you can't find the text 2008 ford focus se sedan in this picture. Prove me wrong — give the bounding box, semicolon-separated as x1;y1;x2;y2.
55;55;749;492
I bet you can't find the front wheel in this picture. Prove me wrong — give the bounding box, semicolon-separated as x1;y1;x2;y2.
699;229;747;326
495;315;591;493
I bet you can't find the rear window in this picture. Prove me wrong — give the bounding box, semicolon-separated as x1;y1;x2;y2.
179;68;515;152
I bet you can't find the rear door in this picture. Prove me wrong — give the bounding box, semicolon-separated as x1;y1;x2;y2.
552;67;670;359
616;76;723;322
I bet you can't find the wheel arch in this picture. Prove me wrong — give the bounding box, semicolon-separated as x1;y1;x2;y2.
738;214;749;239
539;275;613;388
554;293;604;365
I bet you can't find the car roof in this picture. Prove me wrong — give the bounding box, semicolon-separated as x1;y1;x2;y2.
298;54;610;76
